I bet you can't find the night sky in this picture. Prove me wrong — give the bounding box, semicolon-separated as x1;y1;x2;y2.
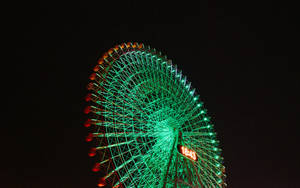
3;1;299;187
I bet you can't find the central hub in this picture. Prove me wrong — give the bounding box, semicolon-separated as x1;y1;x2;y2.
155;118;178;138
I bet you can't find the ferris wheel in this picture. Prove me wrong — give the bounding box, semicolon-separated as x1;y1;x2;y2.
84;42;226;187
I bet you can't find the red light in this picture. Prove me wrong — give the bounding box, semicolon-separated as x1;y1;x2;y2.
92;163;101;172
84;106;91;114
93;65;100;72
88;148;97;157
86;133;93;142
85;93;92;102
179;145;197;161
84;119;92;128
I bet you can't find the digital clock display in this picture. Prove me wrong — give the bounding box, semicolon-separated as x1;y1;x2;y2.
178;145;197;161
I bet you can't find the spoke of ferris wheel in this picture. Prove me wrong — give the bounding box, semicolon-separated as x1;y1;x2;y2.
184;125;212;133
173;153;178;188
92;132;148;138
182;132;216;137
183;157;194;186
190;160;205;188
161;132;177;188
176;178;196;188
104;155;139;180
95;140;134;150
182;157;210;187
99;146;140;167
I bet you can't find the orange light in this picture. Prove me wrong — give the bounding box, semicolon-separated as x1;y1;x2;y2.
138;43;143;49
114;45;119;50
93;65;100;72
180;145;197;161
103;53;108;59
98;59;104;65
108;48;113;54
89;73;96;80
97;177;106;187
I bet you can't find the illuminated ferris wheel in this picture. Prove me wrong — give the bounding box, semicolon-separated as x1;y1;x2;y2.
84;42;226;187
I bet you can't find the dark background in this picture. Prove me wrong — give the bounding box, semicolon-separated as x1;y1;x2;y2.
3;1;299;187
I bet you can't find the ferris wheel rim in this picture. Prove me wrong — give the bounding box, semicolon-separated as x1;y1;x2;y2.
84;42;226;188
